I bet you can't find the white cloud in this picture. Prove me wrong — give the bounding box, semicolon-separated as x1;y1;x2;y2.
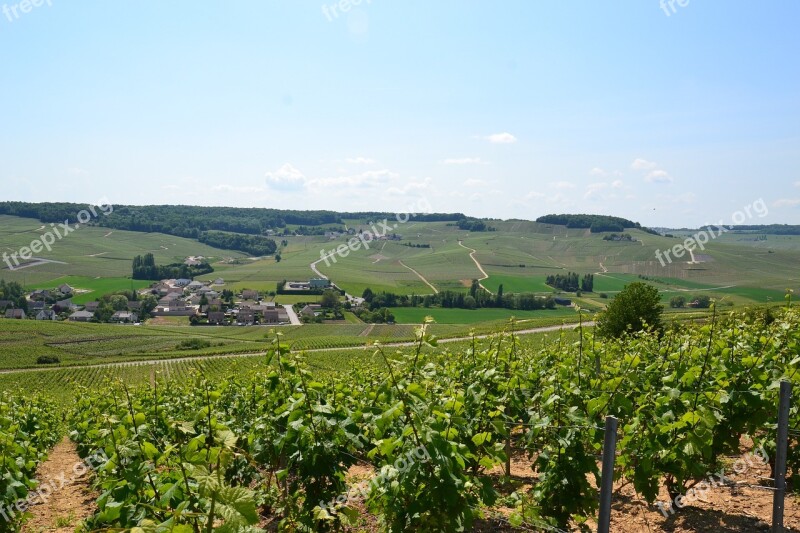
773;198;800;208
631;158;658;171
612;179;624;189
443;157;485;165
464;179;486;187
211;184;266;194
795;181;800;188
549;181;576;189
386;177;432;196
265;163;308;190
590;167;608;177
584;182;609;200
645;170;673;184
310;169;397;188
345;157;375;165
525;191;546;200
485;132;518;144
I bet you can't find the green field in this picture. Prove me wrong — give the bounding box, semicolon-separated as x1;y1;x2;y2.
4;214;800;307
390;306;578;324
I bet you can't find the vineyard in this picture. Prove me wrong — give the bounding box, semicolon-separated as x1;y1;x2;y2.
0;305;791;531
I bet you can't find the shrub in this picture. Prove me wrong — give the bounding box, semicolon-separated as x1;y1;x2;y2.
36;355;60;365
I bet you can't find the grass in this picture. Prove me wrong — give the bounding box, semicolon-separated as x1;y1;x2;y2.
390;306;578;324
30;275;152;303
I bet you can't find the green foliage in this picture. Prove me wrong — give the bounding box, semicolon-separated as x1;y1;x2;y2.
597;282;663;338
0;393;61;531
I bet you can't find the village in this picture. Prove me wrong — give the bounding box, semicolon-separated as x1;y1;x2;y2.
0;276;347;327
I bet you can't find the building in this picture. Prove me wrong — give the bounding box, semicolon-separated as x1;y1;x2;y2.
36;310;57;321
263;309;280;324
300;304;322;318
238;309;256;325
111;311;138;323
186;280;205;291
208;312;226;325
174;279;192;287
310;278;331;290
241;289;259;301
68;310;95;322
4;309;25;319
84;301;100;313
58;284;74;295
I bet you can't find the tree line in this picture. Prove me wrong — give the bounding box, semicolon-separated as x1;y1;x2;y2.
132;253;214;281
537;213;659;234
362;282;557;312
545;272;594;292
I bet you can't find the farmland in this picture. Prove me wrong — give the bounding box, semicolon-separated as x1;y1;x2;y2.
1;211;800;531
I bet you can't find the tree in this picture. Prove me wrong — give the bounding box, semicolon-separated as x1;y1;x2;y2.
362;288;374;303
110;295;128;311
496;284;504;307
275;254;281;262
670;295;686;308
321;289;340;310
597;282;663;338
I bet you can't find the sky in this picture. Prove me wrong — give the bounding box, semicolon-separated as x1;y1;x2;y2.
1;0;799;227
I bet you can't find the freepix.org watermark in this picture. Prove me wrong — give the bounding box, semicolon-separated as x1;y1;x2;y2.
2;0;52;23
318;444;432;515
0;448;108;523
319;198;431;267
655;198;768;267
660;0;689;17
655;445;769;517
322;0;371;22
2;199;113;271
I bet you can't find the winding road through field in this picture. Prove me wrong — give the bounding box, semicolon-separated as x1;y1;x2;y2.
399;260;439;294
458;240;492;294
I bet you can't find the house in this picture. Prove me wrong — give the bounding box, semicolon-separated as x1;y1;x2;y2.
127;301;142;311
241;289;259;301
186;280;205;291
36;310;57;321
111;311;138;323
213;278;225;286
4;309;25;319
29;289;51;301
174;279;192;287
263;309;280;324
238;309;255;325
265;301;277;309
0;300;12;310
84;301;100;313
197;286;214;295
208;311;226;325
208;298;224;308
55;299;77;311
29;301;45;312
58;284;74;295
153;282;171;296
310;278;331;290
68;310;94;322
300;304;322;318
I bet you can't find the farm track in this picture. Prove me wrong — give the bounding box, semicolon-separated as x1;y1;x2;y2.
398;260;439;294
458;241;492;294
0;322;592;376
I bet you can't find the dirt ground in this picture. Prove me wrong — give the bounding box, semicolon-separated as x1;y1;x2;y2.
22;438;97;533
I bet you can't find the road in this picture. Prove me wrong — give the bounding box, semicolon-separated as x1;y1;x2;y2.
283;304;302;325
458;240;492;294
399;260;438;294
0;322;593;376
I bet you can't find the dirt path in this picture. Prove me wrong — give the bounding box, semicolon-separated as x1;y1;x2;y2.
458;241;492;294
22;438;96;532
398;260;439;294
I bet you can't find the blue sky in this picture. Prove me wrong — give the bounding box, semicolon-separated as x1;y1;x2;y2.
1;0;798;227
